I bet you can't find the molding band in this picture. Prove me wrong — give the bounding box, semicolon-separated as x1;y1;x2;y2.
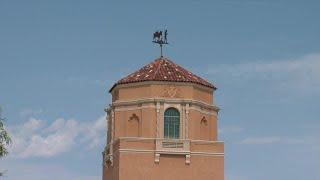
111;98;219;112
118;148;224;157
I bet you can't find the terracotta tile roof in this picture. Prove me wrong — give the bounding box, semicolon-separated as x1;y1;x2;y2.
109;57;216;92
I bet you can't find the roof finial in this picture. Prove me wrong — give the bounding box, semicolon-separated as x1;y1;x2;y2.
152;29;168;58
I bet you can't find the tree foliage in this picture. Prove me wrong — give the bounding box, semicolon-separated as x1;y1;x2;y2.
0;107;11;177
0;107;11;157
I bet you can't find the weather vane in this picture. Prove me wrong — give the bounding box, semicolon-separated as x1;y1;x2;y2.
153;29;168;57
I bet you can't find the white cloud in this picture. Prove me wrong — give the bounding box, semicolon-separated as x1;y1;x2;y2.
82;116;106;149
22;118;44;131
8;115;106;158
207;53;320;92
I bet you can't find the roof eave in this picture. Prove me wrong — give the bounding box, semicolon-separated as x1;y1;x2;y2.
108;80;216;93
109;83;117;93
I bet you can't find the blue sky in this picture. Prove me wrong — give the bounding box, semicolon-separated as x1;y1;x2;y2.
0;0;319;179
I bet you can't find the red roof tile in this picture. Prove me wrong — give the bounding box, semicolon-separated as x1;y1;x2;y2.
109;57;216;92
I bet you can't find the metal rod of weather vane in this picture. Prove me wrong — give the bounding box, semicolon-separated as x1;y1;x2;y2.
160;44;163;57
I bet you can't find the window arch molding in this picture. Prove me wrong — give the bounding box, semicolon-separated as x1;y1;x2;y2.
163;107;180;139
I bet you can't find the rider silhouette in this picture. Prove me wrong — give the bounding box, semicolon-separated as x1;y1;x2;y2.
164;30;168;43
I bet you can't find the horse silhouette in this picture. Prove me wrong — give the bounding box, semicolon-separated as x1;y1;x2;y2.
153;31;163;41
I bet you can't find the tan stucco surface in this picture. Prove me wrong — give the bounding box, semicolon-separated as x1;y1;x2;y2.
118;153;224;180
103;81;224;180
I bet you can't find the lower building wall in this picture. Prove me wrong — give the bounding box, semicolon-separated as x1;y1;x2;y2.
103;152;224;180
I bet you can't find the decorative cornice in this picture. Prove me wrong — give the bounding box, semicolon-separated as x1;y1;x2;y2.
110;98;219;112
111;137;224;144
118;148;224;157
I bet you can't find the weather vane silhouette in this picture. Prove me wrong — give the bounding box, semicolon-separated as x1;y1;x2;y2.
152;29;168;57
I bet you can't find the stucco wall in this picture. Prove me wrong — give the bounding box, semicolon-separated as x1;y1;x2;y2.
103;81;223;180
118;153;224;180
112;82;214;104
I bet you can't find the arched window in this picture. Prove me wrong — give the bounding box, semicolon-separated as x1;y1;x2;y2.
164;108;180;139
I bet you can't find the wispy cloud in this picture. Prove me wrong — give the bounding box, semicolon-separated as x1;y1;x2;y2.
8;116;106;158
66;77;111;87
238;136;318;146
218;126;244;134
19;108;43;117
94;79;108;86
0;161;101;180
207;53;320;92
238;136;283;145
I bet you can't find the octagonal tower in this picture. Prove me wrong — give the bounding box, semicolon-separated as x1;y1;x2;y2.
103;57;224;180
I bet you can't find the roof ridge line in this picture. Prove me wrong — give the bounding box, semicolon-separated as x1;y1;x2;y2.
152;58;163;79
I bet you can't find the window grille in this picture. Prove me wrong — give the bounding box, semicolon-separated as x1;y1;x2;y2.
164;108;180;139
